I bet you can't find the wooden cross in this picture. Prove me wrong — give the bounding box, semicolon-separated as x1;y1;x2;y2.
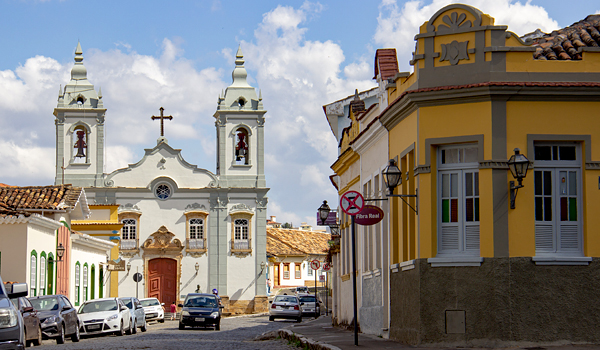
151;107;173;137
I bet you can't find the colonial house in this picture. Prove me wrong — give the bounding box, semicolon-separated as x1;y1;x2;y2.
266;228;330;289
327;4;600;346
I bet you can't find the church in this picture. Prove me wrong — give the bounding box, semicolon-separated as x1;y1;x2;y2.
59;43;269;314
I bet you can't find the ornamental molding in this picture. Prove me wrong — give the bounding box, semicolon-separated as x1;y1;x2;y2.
586;162;600;169
118;203;141;214
185;203;208;211
440;40;469;65
479;160;509;169
415;165;431;175
255;197;268;210
437;12;473;33
210;196;229;209
229;203;254;215
142;226;183;257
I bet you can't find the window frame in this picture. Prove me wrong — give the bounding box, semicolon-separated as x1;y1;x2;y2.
30;250;37;297
185;211;208;255
39;252;46;296
75;262;81;306
230;213;253;253
118;212;141;253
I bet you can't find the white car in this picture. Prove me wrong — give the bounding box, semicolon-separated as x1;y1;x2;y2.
118;297;147;333
139;298;164;323
78;298;132;336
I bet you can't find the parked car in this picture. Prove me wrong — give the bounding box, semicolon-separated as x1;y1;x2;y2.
28;294;80;344
297;294;321;318
177;293;222;330
0;277;27;350
78;298;131;337
268;295;302;322
10;296;42;346
118;297;147;333
139;298;164;323
294;286;309;295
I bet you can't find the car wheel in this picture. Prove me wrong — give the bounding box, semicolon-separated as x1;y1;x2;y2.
215;322;220;331
140;320;147;332
24;329;29;347
71;324;80;342
117;320;124;336
178;322;185;330
296;316;302;323
32;326;42;346
126;320;133;335
132;320;137;334
158;318;164;323
268;316;274;321
56;324;65;344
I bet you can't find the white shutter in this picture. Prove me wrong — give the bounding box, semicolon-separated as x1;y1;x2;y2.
559;225;579;251
465;225;480;252
441;226;459;251
535;224;554;252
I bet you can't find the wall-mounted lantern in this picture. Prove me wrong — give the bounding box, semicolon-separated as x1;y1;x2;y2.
507;148;530;209
56;243;65;262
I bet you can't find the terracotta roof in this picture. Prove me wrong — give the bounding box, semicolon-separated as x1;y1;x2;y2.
0;202;30;218
374;48;399;80
530;15;600;60
0;184;81;211
267;228;330;257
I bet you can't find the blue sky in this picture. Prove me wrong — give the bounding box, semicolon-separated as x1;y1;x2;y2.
0;0;598;227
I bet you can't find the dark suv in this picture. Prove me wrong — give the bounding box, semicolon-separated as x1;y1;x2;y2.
0;276;28;349
28;295;80;344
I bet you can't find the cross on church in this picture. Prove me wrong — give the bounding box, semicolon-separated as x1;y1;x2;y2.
151;107;173;137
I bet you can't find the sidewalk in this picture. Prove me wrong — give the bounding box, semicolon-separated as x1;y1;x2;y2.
279;316;600;350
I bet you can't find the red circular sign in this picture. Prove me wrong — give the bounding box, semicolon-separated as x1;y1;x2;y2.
310;260;321;270
322;263;330;271
340;191;365;216
355;205;385;226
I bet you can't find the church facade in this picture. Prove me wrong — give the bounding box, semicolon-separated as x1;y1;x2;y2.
58;43;269;314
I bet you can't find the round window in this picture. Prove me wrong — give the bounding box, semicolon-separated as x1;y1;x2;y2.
155;184;171;200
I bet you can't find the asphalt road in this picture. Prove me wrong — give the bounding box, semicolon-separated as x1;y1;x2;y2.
35;315;299;350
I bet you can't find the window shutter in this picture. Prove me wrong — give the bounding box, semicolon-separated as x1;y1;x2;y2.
440;226;459;251
559;224;579;251
535;224;554;252
464;225;480;252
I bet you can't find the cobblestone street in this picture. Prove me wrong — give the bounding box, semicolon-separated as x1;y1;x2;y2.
35;316;299;350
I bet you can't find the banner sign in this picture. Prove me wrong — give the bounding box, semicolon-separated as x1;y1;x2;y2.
355;205;385;226
316;211;338;226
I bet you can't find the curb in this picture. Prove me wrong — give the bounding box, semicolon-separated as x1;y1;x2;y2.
225;312;268;319
278;329;342;350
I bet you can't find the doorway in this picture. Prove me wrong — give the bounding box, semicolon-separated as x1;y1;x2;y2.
148;258;177;305
274;264;280;286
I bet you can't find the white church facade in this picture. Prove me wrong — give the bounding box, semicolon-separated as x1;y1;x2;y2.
59;43;269;314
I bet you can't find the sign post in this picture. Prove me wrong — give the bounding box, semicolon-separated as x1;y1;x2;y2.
340;190;364;346
322;263;330;316
133;267;143;299
311;259;320;296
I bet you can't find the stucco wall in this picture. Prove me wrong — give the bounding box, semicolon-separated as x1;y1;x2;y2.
359;274;383;336
390;257;600;346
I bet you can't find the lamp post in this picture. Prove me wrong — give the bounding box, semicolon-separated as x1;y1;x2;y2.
507;148;530;209
318;200;330;225
382;158;418;213
56;243;65;262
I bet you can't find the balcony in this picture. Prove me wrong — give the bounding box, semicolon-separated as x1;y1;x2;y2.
231;238;252;255
189;239;205;250
121;240;137;250
186;238;207;257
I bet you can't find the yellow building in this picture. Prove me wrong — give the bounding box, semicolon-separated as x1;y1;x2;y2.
331;4;600;346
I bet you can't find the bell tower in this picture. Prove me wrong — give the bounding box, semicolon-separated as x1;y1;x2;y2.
54;42;106;187
214;46;266;188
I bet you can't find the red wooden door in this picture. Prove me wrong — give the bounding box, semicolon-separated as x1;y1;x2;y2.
148;258;177;305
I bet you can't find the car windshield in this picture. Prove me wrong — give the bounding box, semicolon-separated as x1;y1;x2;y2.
274;296;298;303
299;296;317;303
140;299;159;307
120;299;133;309
30;297;59;311
184;296;218;308
79;300;118;314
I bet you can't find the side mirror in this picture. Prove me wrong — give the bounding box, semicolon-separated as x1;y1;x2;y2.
63;305;71;311
178;304;183;308
6;283;28;299
23;306;34;313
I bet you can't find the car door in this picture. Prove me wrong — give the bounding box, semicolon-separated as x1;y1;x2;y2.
119;300;130;328
21;297;39;340
60;296;77;334
134;299;145;325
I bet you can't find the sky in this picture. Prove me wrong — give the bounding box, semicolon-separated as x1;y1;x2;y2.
0;0;598;228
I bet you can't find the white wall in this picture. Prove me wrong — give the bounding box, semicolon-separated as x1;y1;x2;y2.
70;236;112;306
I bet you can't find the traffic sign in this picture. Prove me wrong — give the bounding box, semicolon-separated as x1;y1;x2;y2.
310;259;321;270
355;205;385;226
133;272;143;282
319;275;325;282
340;191;365;216
322;263;331;272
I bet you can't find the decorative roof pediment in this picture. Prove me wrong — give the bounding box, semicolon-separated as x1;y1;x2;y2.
424;4;484;35
118;203;141;214
184;203;209;214
229;203;254;215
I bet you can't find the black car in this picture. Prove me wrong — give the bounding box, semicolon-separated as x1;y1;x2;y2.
0;277;28;350
10;297;42;347
178;293;222;330
28;295;80;344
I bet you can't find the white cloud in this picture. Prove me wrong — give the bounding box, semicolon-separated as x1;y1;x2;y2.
374;0;560;71
0;141;55;185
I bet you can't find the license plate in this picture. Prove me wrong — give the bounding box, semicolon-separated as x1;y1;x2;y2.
88;324;100;330
195;317;205;322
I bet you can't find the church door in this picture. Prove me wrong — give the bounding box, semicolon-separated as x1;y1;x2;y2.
274;265;280;286
148;258;177;306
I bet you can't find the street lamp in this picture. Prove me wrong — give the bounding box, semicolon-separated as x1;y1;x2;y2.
507;148;530;209
195;262;199;274
127;261;131;274
382;159;402;195
260;261;266;274
56;243;65;262
318;200;331;225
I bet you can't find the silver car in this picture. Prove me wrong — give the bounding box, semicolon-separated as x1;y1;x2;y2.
268;295;302;322
297;294;321;317
118;297;147;333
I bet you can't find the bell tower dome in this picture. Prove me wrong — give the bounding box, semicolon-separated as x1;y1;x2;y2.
54;42;106;187
214;46;266;188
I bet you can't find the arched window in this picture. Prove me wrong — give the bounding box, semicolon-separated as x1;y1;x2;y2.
189;218;204;249
30;251;37;296
75;262;81;306
39;253;46;296
234;218;249;249
121;219;137;250
72;125;88;163
91;265;96;300
234;127;249;165
82;264;88;302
